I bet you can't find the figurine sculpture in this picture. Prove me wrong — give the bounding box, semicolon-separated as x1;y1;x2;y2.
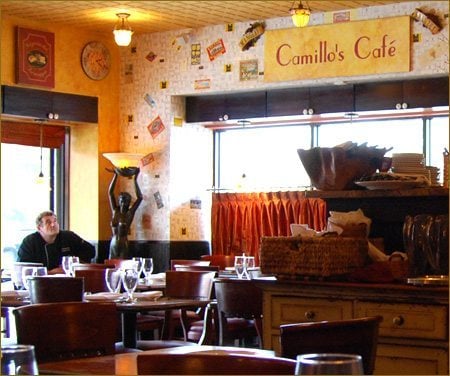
108;167;142;259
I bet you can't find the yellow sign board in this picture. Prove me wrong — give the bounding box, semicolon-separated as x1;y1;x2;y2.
264;16;411;82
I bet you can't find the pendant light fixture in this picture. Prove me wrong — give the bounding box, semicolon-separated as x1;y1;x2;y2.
113;13;133;46
36;123;45;184
290;1;311;27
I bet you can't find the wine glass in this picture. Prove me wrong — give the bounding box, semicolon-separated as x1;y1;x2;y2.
34;266;48;277
295;353;364;375
121;268;139;302
61;256;72;276
142;258;154;284
69;256;80;276
105;268;122;293
132;257;144;277
244;256;255;279
21;267;36;290
234;256;246;279
1;344;39;375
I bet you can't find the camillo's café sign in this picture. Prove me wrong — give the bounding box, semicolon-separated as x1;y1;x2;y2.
264;16;410;82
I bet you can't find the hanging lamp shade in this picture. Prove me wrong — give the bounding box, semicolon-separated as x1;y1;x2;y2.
290;1;311;27
113;13;133;46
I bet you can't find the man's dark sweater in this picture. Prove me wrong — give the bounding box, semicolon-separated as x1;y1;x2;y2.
17;231;95;269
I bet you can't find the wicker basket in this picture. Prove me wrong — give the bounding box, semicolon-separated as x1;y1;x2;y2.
260;235;369;279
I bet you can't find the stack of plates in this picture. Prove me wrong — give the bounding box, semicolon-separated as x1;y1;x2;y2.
391;153;429;178
426;166;440;186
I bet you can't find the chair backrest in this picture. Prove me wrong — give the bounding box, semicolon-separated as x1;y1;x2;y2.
213;278;263;346
200;255;236;270
170;259;210;270
73;268;109;293
165;271;216;299
279;316;383;375
13;301;117;362
28;276;84;303
136;352;296;375
72;263;114;270
214;278;262;318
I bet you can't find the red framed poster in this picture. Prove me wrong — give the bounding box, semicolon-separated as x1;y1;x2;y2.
16;27;55;88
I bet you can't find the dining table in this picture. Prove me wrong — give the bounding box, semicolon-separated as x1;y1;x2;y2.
36;345;276;375
1;289;211;349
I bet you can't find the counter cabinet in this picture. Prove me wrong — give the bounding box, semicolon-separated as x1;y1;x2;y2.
256;280;448;375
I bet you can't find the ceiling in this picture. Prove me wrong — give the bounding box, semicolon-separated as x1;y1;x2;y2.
1;1;411;35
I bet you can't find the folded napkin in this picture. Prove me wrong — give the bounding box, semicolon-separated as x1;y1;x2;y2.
133;291;163;301
84;292;123;301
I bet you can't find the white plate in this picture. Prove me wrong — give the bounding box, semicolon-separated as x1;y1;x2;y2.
355;180;427;190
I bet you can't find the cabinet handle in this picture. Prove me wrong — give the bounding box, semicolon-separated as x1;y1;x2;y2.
304;311;316;320
393;315;404;326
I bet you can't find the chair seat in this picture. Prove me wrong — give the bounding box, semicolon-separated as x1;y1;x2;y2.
187;317;257;343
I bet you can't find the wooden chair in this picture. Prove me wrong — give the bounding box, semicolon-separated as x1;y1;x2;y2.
73;267;110;293
279;316;383;375
13;301;127;362
213;278;263;348
152;270;216;341
28;276;84;303
135;352;296;375
170;259;210;270
200;254;236;270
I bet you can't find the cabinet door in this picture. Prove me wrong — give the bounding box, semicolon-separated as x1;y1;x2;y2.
52;92;98;123
224;91;266;120
2;85;53;119
266;87;310;117
309;85;354;114
403;77;449;109
185;95;226;122
354;81;403;111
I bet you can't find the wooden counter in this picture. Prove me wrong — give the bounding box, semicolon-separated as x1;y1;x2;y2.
254;279;449;375
304;187;449;252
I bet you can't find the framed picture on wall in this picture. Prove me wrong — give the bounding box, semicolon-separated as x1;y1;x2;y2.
16;27;55;88
239;59;258;81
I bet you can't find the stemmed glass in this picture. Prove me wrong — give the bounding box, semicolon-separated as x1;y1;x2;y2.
244;256;255;279
234;256;246;279
21;266;47;290
132;257;144;278
121;268;139;302
61;256;79;276
105;268;122;293
142;258;154;284
21;267;36;290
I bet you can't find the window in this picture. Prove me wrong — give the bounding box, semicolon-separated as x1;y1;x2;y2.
1;124;66;269
214;112;449;191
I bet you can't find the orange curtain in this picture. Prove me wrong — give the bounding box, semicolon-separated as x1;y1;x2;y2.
211;191;327;264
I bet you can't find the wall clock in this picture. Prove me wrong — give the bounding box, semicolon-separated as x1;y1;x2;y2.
81;41;111;80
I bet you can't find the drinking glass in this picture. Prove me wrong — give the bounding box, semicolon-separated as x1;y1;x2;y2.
132;257;144;277
61;256;72;276
105;268;122;293
295;353;364;375
69;257;80;276
234;256;246;279
34;266;47;277
142;258;154;284
121;268;139;302
21;267;36;291
244;256;255;279
1;344;39;375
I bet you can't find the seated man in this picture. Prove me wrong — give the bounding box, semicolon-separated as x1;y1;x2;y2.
17;211;95;273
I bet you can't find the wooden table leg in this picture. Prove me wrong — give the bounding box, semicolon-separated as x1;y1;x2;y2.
121;311;137;348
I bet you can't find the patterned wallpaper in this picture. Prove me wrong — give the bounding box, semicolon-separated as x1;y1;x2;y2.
117;1;449;242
